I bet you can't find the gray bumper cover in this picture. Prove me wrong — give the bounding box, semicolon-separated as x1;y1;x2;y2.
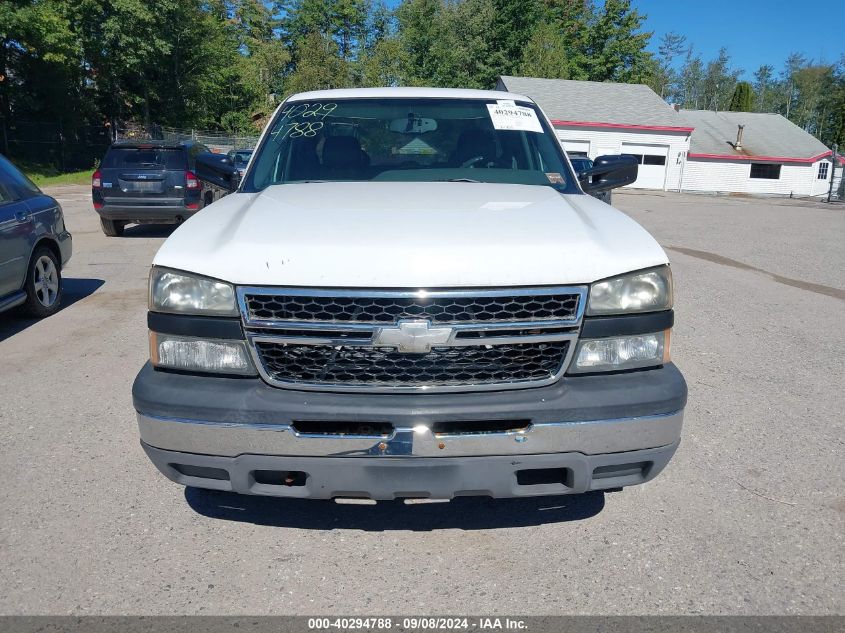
133;363;686;499
132;362;687;426
143;440;680;500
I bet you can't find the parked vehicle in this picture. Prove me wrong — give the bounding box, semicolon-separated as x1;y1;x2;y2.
134;88;685;500
92;140;210;236
226;148;253;177
569;156;611;204
0;154;72;317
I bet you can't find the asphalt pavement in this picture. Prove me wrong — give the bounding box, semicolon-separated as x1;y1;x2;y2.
0;186;842;615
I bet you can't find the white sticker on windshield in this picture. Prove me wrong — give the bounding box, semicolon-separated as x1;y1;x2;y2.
487;103;543;132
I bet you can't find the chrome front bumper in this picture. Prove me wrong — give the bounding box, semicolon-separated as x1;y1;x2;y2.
137;410;683;458
142;439;681;499
134;362;687;498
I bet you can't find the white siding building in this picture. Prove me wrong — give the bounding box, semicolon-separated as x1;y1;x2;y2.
496;75;835;197
496;76;693;191
679;110;834;198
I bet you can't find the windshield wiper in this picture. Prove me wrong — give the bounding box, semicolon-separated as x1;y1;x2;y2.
437;178;481;183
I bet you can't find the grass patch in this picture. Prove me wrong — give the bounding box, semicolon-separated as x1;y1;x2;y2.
18;162;93;187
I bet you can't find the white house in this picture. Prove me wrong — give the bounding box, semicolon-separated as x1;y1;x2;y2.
679;110;834;198
496;75;693;191
496;75;835;197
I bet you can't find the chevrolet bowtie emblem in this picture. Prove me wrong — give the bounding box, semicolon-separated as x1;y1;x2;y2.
372;319;454;354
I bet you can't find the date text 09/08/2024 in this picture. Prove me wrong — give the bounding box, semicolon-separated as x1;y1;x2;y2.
308;617;528;630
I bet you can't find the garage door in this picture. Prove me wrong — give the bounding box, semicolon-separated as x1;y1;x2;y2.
559;139;590;157
621;143;669;189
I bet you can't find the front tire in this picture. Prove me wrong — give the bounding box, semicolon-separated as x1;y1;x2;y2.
22;247;62;318
100;217;125;237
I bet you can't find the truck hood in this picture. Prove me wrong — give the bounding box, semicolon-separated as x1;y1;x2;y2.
154;182;668;287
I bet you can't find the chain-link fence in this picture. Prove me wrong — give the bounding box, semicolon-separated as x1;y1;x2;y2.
0;119;260;170
158;126;259;153
110;122;259;152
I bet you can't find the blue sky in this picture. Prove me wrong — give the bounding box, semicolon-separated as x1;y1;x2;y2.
632;0;844;76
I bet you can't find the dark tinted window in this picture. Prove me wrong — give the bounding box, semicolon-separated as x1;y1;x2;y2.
103;147;187;170
0;153;41;199
232;151;252;166
643;155;666;166
750;163;781;179
188;144;208;159
569;158;593;173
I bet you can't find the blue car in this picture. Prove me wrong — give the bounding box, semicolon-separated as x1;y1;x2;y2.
0;154;73;317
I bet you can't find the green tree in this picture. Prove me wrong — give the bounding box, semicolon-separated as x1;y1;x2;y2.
753;64;776;112
678;45;704;108
780;52;806;118
649;31;686;99
283;0;369;60
489;0;542;76
395;0;445;86
701;47;740;111
518;21;570;79
0;0;81;131
432;0;502;88
728;81;754;112
825;56;845;149
358;36;406;87
285;31;350;95
582;0;654;83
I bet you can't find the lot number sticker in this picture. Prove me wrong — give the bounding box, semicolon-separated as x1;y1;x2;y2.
487;103;543;132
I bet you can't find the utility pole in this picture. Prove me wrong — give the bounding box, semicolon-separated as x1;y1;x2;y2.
828;144;838;203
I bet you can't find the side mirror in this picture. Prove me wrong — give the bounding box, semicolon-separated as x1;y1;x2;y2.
196;152;239;192
581;155;638;194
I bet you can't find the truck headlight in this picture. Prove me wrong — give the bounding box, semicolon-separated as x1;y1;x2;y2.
587;266;672;315
150;332;256;375
569;331;670;373
149;267;237;316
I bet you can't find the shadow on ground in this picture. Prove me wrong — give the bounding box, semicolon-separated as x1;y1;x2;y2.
121;224;178;239
185;487;606;531
0;277;105;341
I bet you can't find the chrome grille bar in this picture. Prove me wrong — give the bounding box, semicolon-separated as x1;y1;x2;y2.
237;286;586;393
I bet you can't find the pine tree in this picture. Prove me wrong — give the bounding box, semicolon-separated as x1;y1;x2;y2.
728;81;754;112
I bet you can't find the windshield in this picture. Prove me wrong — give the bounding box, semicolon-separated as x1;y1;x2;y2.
232;151;252;166
103;147;186;170
242;97;579;193
569;157;593;173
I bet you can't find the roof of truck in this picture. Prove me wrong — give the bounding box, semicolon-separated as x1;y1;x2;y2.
286;87;534;103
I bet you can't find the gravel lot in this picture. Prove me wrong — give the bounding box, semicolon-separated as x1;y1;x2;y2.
1;186;842;615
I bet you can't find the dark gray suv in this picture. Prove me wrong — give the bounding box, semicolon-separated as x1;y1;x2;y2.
0;154;72;317
92;140;209;236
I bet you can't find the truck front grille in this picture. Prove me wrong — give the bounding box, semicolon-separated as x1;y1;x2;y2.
254;340;570;389
238;286;586;393
243;290;581;324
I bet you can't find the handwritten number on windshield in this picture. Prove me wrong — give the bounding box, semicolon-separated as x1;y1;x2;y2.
277;121;324;140
272;103;336;141
279;103;337;122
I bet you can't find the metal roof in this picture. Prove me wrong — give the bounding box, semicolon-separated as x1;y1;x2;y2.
496;76;690;130
680;109;831;161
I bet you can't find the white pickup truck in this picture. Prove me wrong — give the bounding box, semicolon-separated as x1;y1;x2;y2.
133;88;686;500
